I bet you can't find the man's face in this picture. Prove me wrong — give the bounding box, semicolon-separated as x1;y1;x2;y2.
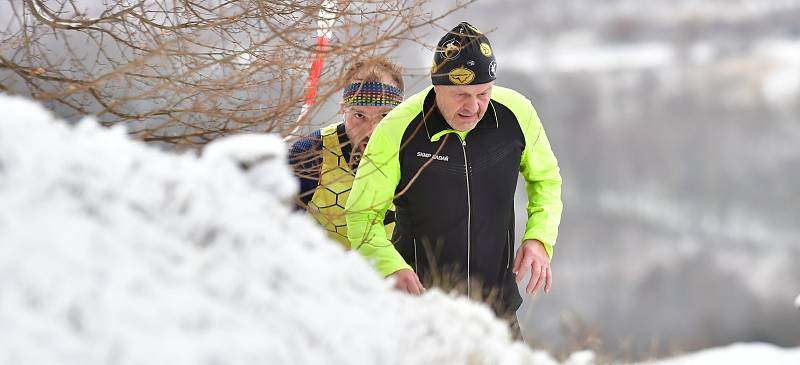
343;104;394;148
433;83;493;132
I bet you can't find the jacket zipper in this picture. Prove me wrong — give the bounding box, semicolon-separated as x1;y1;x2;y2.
459;137;472;297
502;230;513;300
507;230;512;270
413;238;418;271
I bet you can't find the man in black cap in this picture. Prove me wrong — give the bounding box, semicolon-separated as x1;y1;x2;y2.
346;22;563;321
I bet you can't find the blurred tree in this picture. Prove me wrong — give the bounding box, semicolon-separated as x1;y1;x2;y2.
1;0;464;147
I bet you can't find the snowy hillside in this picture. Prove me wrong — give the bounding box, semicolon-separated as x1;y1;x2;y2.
406;1;800;356
2;92;800;365
637;343;800;365
0;94;540;365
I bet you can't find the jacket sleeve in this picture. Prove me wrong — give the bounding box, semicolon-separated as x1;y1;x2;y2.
345;119;412;277
287;131;322;207
518;103;563;259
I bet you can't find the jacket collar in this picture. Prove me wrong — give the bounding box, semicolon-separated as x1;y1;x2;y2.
335;122;353;165
422;87;498;142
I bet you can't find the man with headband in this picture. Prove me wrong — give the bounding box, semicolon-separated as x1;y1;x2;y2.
346;22;563;323
289;57;404;248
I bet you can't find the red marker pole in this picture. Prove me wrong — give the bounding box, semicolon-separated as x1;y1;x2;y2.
285;1;338;140
300;32;331;118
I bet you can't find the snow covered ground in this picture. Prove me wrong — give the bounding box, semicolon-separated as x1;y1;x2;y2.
0;95;536;364
636;343;800;365
1;94;798;364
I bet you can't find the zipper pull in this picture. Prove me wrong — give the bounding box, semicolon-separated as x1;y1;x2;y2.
462;140;466;146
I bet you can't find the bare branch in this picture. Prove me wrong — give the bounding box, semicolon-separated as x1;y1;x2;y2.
2;0;469;147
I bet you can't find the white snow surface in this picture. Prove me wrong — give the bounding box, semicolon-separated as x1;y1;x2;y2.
2;94;800;365
0;95;540;364
636;343;800;365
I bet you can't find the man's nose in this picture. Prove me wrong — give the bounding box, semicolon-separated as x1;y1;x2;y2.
464;98;479;112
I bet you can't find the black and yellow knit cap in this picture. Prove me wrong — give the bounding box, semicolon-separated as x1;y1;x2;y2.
431;22;497;85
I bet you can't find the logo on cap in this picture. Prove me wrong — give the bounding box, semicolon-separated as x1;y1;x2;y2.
488;60;497;78
449;67;475;85
480;43;492;57
441;39;461;60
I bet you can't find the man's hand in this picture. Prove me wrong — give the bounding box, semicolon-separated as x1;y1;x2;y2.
390;268;425;296
512;239;552;295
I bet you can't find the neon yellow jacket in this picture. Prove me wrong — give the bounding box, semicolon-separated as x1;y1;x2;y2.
346;86;562;283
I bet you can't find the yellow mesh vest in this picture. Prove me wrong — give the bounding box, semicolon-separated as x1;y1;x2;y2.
308;123;394;248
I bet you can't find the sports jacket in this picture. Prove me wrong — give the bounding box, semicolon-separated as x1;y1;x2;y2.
346;85;562;313
288;122;394;248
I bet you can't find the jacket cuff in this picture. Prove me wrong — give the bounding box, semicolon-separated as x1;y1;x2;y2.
376;256;413;277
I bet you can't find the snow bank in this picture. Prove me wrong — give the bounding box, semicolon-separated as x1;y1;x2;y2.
0;95;544;365
635;343;800;365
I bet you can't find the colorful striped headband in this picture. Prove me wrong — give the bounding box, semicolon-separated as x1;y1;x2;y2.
342;81;403;107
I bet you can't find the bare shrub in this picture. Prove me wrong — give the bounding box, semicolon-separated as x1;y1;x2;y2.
1;0;466;147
